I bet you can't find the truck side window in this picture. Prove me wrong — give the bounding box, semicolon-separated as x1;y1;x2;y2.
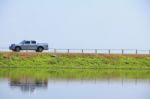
25;41;30;44
31;41;36;44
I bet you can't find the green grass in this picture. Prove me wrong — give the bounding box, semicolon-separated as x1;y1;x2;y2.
0;68;150;80
0;52;150;69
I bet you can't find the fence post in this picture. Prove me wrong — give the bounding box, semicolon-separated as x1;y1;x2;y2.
95;49;97;54
82;49;84;54
108;49;111;55
67;49;69;54
108;49;110;55
122;49;124;55
149;50;150;55
136;50;138;55
54;49;56;53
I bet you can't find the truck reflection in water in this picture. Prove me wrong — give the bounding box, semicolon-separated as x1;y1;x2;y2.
9;78;48;92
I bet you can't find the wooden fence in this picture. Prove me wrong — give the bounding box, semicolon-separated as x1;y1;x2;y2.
0;47;150;55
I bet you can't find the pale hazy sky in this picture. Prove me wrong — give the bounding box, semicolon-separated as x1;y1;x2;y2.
0;0;150;49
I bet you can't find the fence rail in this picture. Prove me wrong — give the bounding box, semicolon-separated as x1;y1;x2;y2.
0;47;150;55
49;49;150;55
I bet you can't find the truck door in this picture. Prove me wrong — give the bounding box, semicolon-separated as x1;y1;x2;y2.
30;41;37;50
23;41;30;50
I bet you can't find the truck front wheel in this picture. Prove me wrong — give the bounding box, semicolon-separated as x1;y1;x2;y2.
36;47;43;52
15;47;21;52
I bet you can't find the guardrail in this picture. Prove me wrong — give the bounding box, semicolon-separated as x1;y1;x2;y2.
49;49;150;55
1;47;150;55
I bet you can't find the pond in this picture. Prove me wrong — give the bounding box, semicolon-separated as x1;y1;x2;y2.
0;68;150;99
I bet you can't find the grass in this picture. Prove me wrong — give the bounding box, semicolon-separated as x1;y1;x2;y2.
0;68;150;80
0;52;150;69
0;52;150;80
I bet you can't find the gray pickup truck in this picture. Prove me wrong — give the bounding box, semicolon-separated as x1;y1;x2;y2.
9;40;48;52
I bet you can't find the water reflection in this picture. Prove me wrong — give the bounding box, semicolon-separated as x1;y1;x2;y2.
0;69;150;99
9;78;48;92
7;77;150;93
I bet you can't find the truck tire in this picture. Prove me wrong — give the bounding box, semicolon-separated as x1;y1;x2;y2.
15;47;21;52
36;47;43;52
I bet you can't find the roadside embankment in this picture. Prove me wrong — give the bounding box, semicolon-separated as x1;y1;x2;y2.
0;52;150;69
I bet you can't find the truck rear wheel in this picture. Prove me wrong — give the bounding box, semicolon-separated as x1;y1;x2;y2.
36;47;43;52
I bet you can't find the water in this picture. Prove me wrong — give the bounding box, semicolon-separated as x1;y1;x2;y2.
0;69;150;99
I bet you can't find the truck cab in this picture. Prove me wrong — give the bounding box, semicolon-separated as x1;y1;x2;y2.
20;40;37;50
9;40;48;52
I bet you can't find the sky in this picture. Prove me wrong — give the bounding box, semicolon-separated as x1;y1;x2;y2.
0;0;150;49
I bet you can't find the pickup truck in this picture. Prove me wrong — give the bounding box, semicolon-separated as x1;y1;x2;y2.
9;40;48;52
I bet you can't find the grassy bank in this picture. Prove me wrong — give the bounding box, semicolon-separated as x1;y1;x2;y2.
0;52;150;69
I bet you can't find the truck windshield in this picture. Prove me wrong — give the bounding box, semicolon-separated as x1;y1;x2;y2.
20;40;25;44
